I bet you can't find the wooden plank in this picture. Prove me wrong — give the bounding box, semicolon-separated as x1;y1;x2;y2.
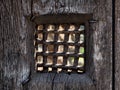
53;73;95;90
91;0;112;90
25;73;56;90
31;14;92;24
0;0;33;90
115;0;120;90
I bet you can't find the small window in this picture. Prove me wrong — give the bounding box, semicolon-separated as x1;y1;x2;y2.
34;14;92;73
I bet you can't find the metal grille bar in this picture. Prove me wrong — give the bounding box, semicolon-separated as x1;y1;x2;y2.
35;24;85;73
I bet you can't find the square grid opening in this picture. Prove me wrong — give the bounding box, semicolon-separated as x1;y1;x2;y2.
34;24;85;73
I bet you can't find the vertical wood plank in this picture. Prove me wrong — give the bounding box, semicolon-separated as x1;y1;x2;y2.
115;0;120;90
92;0;112;90
0;0;32;90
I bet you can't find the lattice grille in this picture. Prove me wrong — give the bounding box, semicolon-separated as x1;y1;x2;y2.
34;24;85;73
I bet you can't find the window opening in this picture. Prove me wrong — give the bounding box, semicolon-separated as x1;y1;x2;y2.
33;14;92;73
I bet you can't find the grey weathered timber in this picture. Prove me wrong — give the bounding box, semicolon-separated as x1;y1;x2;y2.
91;0;112;90
115;0;120;90
0;0;32;90
0;0;112;90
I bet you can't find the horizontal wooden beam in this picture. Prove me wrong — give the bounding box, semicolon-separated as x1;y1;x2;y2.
30;14;92;24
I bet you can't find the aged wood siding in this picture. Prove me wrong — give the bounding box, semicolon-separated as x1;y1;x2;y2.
0;0;32;90
92;0;112;90
115;0;120;90
0;0;112;90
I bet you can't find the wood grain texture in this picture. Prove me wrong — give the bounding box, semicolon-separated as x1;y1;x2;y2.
92;0;112;90
24;73;56;90
32;0;96;15
0;0;113;90
0;0;32;90
115;0;120;90
25;74;95;90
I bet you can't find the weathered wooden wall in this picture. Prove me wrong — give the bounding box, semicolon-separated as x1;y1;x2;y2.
0;0;32;90
0;0;112;90
115;0;120;90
